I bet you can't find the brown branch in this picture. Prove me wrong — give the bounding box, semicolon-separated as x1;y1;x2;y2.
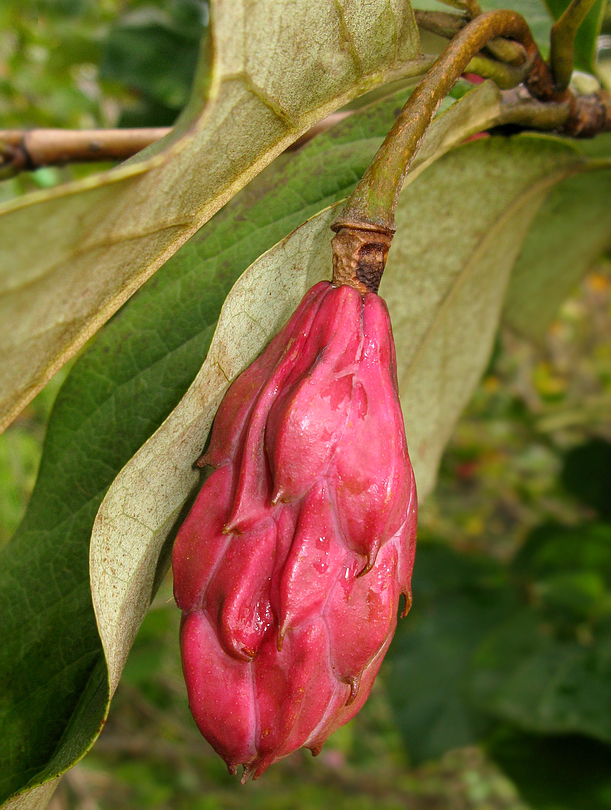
333;9;553;241
0;113;353;179
0;128;171;175
331;8;611;291
561;88;611;136
0;23;608;193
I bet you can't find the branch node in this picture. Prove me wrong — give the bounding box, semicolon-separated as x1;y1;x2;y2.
562;89;611;137
331;226;394;294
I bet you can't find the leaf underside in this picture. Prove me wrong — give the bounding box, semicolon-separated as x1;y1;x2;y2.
504;166;611;342
3;47;611;810
0;82;428;810
90;123;605;799
0;0;424;435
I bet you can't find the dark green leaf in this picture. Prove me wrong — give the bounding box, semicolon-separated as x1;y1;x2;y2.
387;522;611;764
488;727;611;810
561;439;611;519
100;10;204;113
512;521;611;621
0;90;411;807
384;543;517;763
470;521;611;741
513;521;611;576
470;607;611;741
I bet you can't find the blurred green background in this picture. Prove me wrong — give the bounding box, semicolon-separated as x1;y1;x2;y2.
2;1;611;808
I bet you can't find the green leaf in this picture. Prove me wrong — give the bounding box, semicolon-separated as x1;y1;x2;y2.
544;0;607;73
512;521;611;590
0;83;445;810
386;523;611;765
470;608;611;741
1;76;604;805
504;164;611;342
90;117;586;778
468;521;611;743
100;6;204;116
384;543;516;763
0;0;424;434
89;83;507;703
561;439;611;519
488;727;611;810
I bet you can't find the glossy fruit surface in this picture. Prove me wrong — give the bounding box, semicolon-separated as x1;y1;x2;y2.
173;281;417;779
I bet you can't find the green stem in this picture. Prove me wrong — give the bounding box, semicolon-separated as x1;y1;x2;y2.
497;87;572;130
432;0;472;12
466;53;533;88
463;0;483;17
333;10;547;235
550;0;599;92
414;9;464;39
460;0;530;66
415;10;526;67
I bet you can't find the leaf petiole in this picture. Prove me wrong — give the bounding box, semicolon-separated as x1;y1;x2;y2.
332;11;547;237
550;0;600;91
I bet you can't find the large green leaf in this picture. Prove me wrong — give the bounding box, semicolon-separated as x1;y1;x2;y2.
504;165;611;342
88;84;511;698
561;438;611;519
470;522;611;741
100;3;204;125
0;0;425;434
3;74;610;805
384;543;516;763
89;127;588;750
472;610;611;741
488;728;611;810
386;519;611;769
1;82;497;810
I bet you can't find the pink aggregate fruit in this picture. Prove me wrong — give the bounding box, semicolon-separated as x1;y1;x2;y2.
172;280;417;780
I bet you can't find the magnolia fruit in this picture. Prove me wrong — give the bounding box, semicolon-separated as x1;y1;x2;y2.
172;280;417;779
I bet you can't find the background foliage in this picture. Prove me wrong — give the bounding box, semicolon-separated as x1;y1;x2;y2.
1;0;611;808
